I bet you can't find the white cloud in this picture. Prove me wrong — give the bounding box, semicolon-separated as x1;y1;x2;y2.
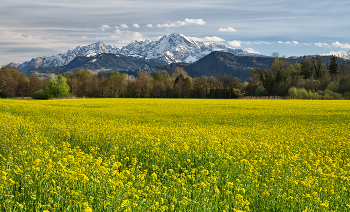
291;41;299;45
244;41;271;45
146;24;153;28
183;18;206;25
228;40;242;47
188;36;225;42
314;42;328;47
120;24;128;28
218;27;237;32
332;41;350;49
82;36;88;39
157;18;206;28
95;29;146;48
202;36;225;42
107;29;145;46
285;41;291;44
133;23;140;28
277;41;284;44
101;25;111;31
244;48;260;54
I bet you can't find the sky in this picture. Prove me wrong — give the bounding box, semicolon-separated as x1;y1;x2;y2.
1;0;350;66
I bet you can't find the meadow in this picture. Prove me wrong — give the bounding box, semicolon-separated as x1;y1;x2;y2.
0;98;350;211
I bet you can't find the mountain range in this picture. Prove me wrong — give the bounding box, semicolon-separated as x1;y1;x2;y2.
9;33;260;73
8;33;347;82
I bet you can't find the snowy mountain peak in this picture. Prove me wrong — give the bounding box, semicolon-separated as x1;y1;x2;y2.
10;33;261;72
321;51;350;59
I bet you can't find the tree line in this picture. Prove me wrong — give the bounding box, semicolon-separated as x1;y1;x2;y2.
246;53;350;99
1;53;350;99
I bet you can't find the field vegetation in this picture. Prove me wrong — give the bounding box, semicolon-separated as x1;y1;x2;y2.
1;99;350;211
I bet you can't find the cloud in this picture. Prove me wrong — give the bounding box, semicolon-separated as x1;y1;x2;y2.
244;48;260;54
278;41;294;45
146;24;153;28
332;41;350;49
228;40;242;47
188;36;225;42
120;24;128;28
97;29;146;47
133;23;140;28
183;18;206;25
244;41;271;45
314;42;328;47
101;25;111;31
218;27;237;32
157;18;206;28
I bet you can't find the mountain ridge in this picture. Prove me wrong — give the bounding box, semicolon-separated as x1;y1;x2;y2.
9;33;261;73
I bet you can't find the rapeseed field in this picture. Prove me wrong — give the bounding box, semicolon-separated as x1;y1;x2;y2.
0;99;349;211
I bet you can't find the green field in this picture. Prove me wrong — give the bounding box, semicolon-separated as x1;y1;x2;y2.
1;99;350;211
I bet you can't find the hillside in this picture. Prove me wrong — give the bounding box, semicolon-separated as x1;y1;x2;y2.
28;53;166;76
157;52;273;82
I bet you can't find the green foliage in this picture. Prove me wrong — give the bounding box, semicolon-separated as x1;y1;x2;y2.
297;88;309;99
255;85;268;96
287;87;343;100
326;80;339;92
329;55;338;77
301;56;312;79
174;74;185;84
31;89;48;100
337;76;350;93
44;74;71;98
288;87;298;98
154;70;170;82
0;90;5;98
244;83;258;96
312;56;323;79
270;57;288;85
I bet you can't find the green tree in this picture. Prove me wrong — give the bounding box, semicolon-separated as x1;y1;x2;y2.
154;70;170;82
255;85;268;96
312;56;323;79
329;55;338;78
0;66;22;98
73;68;92;97
301;56;312;79
108;71;127;97
44;74;71;98
270;57;288;85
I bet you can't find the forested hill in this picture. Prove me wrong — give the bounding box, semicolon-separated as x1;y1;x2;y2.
157;52;271;82
156;52;335;82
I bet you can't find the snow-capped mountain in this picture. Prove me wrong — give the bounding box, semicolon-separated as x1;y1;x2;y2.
119;33;258;64
10;42;118;72
9;33;260;73
321;51;350;59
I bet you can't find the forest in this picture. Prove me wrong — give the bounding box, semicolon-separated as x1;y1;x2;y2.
1;54;350;99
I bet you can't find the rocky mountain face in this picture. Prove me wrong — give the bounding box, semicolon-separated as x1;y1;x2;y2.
118;33;259;64
9;42;118;73
27;53;161;76
9;33;260;73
